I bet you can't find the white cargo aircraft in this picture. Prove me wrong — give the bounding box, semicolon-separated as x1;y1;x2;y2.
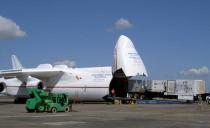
0;35;148;101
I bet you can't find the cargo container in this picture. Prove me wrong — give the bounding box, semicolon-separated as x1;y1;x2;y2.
146;80;166;93
193;80;205;95
112;79;206;102
175;80;194;95
175;80;205;96
166;80;176;94
145;80;206;101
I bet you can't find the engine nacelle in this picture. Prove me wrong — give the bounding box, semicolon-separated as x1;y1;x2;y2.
0;77;45;98
26;77;45;89
0;82;6;93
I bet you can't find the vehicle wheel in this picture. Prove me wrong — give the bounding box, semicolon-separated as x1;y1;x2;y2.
26;108;34;113
64;106;70;112
134;93;140;99
51;107;57;113
139;95;145;100
208;100;210;104
37;105;45;112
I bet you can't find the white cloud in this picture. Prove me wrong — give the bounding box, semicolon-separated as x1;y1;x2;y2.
180;66;209;76
115;18;133;30
54;60;76;68
0;16;26;40
106;18;133;31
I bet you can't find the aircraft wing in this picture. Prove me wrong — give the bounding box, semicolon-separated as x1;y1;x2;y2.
0;69;64;81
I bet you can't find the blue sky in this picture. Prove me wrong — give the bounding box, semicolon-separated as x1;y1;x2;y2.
0;0;210;90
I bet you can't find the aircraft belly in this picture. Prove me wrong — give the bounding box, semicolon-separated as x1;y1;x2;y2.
50;82;109;101
7;86;28;97
79;87;109;101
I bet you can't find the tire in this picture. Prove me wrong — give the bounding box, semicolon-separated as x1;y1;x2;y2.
134;93;140;99
26;108;34;113
36;105;45;112
51;107;57;113
139;95;145;100
64;106;70;112
208;100;210;104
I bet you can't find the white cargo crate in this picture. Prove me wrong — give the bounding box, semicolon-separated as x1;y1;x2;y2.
193;80;205;95
166;80;176;94
147;80;166;92
175;80;205;96
147;79;206;98
175;80;194;95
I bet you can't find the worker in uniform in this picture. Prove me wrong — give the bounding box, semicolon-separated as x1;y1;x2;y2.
198;94;202;105
111;88;116;97
197;94;203;110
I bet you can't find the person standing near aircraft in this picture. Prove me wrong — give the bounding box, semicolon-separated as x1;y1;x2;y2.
111;88;116;97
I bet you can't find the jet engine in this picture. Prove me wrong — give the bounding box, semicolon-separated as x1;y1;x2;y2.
0;82;6;93
25;77;45;89
26;81;44;89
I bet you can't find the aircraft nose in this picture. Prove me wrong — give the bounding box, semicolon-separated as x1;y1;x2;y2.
116;35;134;49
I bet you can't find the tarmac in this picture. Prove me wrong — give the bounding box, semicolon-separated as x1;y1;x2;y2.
0;97;210;128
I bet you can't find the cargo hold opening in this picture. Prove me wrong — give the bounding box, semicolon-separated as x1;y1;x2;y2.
109;69;128;97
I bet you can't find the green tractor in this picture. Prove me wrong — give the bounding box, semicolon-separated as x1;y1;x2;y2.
25;88;72;113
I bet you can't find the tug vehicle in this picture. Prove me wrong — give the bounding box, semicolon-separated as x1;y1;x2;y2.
25;88;72;113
